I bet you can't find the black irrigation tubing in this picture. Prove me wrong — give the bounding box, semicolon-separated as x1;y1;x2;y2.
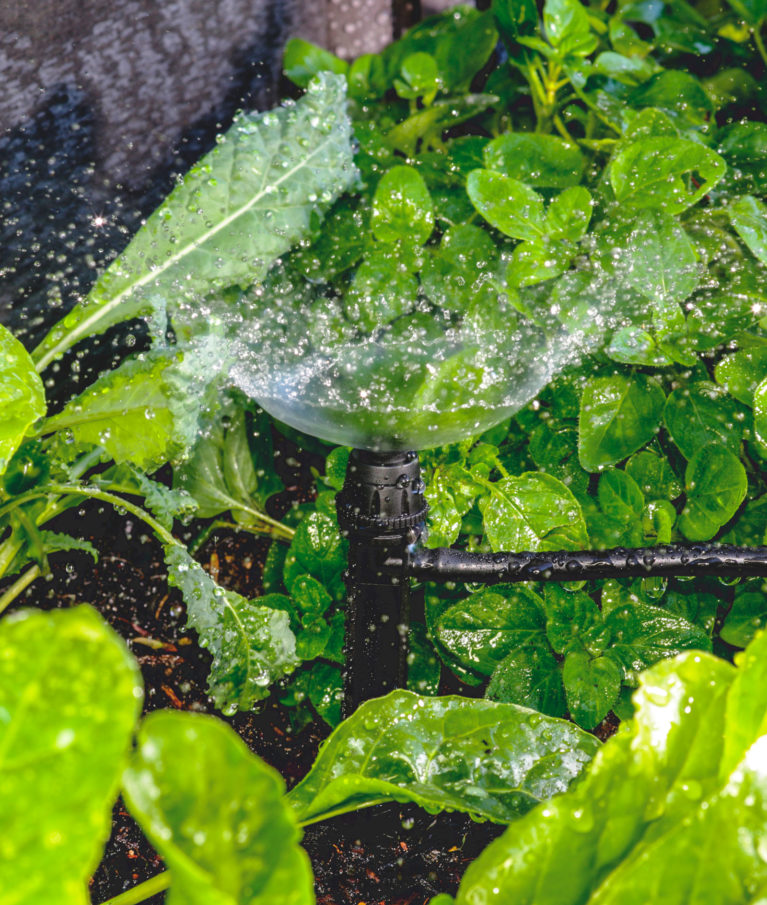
403;543;767;584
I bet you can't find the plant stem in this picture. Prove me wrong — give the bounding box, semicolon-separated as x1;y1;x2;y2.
754;25;767;68
0;565;41;615
0;485;177;548
98;871;171;905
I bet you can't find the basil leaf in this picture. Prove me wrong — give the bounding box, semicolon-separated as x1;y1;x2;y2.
663;381;744;460
467;170;547;241
32;73;357;369
578;373;666;472
421;224;498;313
286;689;599;825
678;445;747;541
610;137;726;214
0;606;142;904
164;545;300;713
729;195;767;266
483;133;585;188
0;324;46;475
123;710;313;905
483;472;589;551
371;165;434;246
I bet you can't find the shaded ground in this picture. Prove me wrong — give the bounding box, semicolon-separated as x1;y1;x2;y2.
16;479;505;905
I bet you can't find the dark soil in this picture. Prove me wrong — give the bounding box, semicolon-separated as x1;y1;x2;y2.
16;483;505;905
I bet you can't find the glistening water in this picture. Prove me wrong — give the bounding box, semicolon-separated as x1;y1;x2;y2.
219;260;644;452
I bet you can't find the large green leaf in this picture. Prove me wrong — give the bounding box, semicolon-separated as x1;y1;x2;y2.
286;689;599;825
434;585;549;678
123;710;313;905
452;634;764;905
283;512;347;602
678;445;747;541
729;195;767;266
42;339;228;471
173;396;282;523
466;170;546;241
482;472;589;551
578;374;666;472
370;165;434;246
610;137;726;214
0;324;46;475
603;210;700;329
164;545;300;713
0;606;142;905
32;73;357;370
664;382;744;461
483;133;585;188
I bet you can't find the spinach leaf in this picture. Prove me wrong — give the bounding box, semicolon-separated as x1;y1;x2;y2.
0;324;46;475
678;445;747;541
286;689;600;825
610;138;726;214
467;170;546;241
578;374;666;472
32;73;357;369
283;511;347;602
729;194;767;266
664;382;744;460
435;585;548;679
452;631;767;905
371;165;434;247
562;650;622;730
123;710;313;905
483;133;585;188
0;606;142;904
482;472;589;551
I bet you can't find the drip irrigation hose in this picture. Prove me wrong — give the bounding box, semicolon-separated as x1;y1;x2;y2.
339;449;767;712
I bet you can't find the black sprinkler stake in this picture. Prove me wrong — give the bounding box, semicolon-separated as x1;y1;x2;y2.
336;449;428;717
338;449;767;714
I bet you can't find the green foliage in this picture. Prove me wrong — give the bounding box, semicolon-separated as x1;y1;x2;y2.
123;711;314;905
164;545;300;714
0;607;142;904
286;689;599;825
0;325;45;475
436;581;708;730
31;72;357;369
450;629;767;905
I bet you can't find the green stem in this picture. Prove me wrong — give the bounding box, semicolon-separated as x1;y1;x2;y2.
754;24;767;68
0;565;41;615
0;485;176;548
98;871;171;905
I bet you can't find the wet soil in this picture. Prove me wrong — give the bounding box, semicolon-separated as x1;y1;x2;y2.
16;480;505;905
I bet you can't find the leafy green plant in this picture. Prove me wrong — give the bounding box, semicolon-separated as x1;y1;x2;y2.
0;605;598;904
442;625;767;905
